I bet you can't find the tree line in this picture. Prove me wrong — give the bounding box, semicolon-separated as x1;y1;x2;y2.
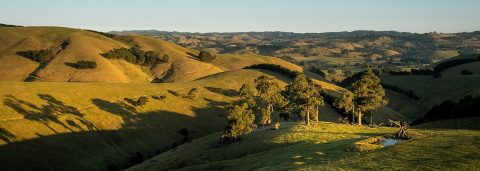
101;46;169;66
243;64;301;79
16;49;55;63
221;69;387;143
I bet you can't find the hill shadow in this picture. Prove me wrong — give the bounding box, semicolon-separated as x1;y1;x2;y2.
0;96;229;170
205;87;237;97
3;94;97;133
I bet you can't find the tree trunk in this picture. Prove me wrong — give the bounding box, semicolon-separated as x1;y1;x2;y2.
358;111;362;125
315;106;319;122
352;105;355;124
306;109;310;125
267;103;273;125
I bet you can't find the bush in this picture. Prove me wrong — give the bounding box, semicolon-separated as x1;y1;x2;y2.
197;51;216;62
85;30;116;38
66;60;97;69
101;46;168;66
135;96;149;106
244;64;301;79
461;69;473;75
279;112;290;121
16;49;55;63
309;67;326;77
152;95;167;100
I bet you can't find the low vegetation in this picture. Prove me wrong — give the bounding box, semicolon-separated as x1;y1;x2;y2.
65;60;97;69
381;84;419;100
16;49;55;63
244;64;301;79
101;46;169;66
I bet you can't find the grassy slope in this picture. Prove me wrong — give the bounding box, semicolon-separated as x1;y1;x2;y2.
0;26;155;83
381;75;480;109
0;26;316;83
0;69;346;170
129;122;480;170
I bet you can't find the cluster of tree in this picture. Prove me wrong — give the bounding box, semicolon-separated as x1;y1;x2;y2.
84;29;116;38
222;70;387;143
16;49;55;63
337;69;381;87
433;58;477;73
334;69;388;125
0;23;22;27
222;74;326;143
65;60;97;69
412;95;480;125
187;51;217;63
309;67;326;77
244;64;301;79
101;46;169;66
381;84;419;100
461;69;474;75
388;69;434;76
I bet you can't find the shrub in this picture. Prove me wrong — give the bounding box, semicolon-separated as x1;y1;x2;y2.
461;69;473;75
16;49;55;63
197;51;216;62
66;60;97;69
152;95;167;100
85;30;116;38
244;64;301;79
135;96;149;106
279;112;290;121
309;67;326;77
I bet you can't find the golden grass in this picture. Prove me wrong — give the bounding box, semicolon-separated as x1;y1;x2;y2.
128;122;480;171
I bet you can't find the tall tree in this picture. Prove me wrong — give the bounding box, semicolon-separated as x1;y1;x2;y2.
254;75;284;125
334;91;355;123
222;103;256;143
336;69;387;125
283;74;324;125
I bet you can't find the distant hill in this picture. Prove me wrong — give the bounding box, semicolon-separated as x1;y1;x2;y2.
0;26;307;83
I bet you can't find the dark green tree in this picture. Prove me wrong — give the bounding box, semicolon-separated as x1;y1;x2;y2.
336;69;387;125
283;74;324;125
254;75;284;125
222;103;256;143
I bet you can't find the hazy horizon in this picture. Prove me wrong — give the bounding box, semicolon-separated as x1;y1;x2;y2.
1;0;480;33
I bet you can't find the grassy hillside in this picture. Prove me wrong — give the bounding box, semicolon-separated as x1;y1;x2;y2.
0;26;312;83
128;122;480;170
0;68;346;170
381;75;480;109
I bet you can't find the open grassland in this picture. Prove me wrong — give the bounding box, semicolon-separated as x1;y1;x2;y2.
129;122;480;170
0;69;347;170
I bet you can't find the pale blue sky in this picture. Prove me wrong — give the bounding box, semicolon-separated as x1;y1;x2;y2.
0;0;478;33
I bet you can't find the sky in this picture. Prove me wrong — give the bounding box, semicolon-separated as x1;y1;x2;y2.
1;0;479;33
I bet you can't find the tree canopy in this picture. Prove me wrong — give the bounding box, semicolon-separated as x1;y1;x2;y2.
283;74;324;125
254;75;284;125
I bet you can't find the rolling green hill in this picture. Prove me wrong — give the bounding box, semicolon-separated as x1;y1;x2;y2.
128;122;480;170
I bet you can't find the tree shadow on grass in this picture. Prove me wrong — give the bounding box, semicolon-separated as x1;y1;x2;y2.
3;94;98;133
0;128;16;143
0;96;230;170
204;87;238;97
